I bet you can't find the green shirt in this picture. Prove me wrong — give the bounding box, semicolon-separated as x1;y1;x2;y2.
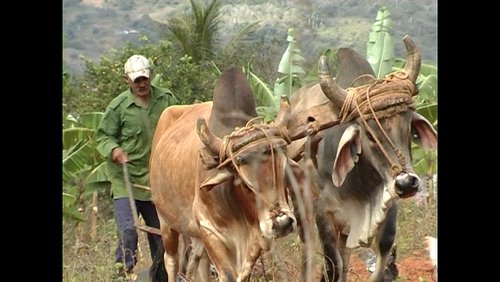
96;85;177;200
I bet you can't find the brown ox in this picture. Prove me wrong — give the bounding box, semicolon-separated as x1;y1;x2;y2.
149;68;302;282
288;36;437;282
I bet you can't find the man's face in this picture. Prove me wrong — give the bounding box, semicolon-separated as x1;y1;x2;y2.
127;75;151;97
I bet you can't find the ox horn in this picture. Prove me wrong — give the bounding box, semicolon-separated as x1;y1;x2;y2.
275;96;291;128
402;35;421;83
197;118;223;154
318;55;348;112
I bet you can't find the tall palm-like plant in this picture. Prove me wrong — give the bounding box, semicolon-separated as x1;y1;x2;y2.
168;0;223;63
168;0;259;67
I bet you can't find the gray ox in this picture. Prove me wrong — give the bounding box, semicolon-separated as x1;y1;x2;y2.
149;68;306;282
289;35;437;282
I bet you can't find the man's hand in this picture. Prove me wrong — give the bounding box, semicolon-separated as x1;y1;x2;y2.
112;147;129;164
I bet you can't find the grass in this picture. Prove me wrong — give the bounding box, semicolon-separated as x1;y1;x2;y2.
395;196;437;259
62;191;436;281
63;194;153;282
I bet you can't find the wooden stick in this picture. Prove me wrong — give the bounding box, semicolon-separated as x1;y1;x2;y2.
132;183;151;191
122;163;161;235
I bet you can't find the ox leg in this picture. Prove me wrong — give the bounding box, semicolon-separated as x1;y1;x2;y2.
370;204;398;282
161;224;180;282
200;235;237;282
197;250;212;282
185;239;210;282
316;212;342;282
237;242;262;282
179;235;192;278
287;158;319;282
290;182;316;282
337;234;351;282
150;239;167;282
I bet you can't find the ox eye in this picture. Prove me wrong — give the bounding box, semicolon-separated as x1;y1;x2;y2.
410;126;420;141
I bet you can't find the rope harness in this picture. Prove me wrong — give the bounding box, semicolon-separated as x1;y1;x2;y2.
215;117;290;197
338;71;417;176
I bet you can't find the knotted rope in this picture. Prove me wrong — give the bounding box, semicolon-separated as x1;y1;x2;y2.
338;71;416;123
217;117;290;168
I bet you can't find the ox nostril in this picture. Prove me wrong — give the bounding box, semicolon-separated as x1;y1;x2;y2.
395;173;420;198
410;175;420;189
274;214;296;236
276;214;292;227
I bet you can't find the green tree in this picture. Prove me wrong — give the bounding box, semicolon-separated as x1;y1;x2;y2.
66;39;219;114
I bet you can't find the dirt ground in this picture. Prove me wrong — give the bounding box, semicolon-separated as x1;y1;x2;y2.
347;249;436;282
132;228;436;281
132;244;436;282
131;207;436;282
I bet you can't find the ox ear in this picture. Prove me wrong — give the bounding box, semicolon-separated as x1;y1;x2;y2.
410;112;437;151
332;124;362;187
199;168;233;191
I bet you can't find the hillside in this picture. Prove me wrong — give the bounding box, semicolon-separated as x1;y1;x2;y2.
63;0;437;76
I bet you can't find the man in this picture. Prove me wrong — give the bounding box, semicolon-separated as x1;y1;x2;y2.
96;54;178;279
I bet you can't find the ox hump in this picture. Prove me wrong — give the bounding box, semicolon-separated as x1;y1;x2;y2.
209;68;258;137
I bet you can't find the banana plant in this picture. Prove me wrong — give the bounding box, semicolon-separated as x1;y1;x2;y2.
63;112;109;221
244;64;275;122
248;28;307;122
274;28;307;100
366;6;394;78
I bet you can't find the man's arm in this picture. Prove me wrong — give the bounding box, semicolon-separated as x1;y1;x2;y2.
96;107;126;163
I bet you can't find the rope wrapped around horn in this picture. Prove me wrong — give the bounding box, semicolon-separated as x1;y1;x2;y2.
319;35;421;124
338;71;416;123
197;97;292;169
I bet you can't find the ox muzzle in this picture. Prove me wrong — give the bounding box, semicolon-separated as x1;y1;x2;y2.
272;211;296;237
261;210;297;239
395;172;420;198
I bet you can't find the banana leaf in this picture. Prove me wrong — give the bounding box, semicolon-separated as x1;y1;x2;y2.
63;127;96;150
63;141;93;183
275;28;306;100
416;103;438;129
412;145;437;177
77;112;104;130
366;6;394;78
246;68;275;108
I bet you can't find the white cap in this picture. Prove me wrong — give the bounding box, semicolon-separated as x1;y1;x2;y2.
124;55;151;81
